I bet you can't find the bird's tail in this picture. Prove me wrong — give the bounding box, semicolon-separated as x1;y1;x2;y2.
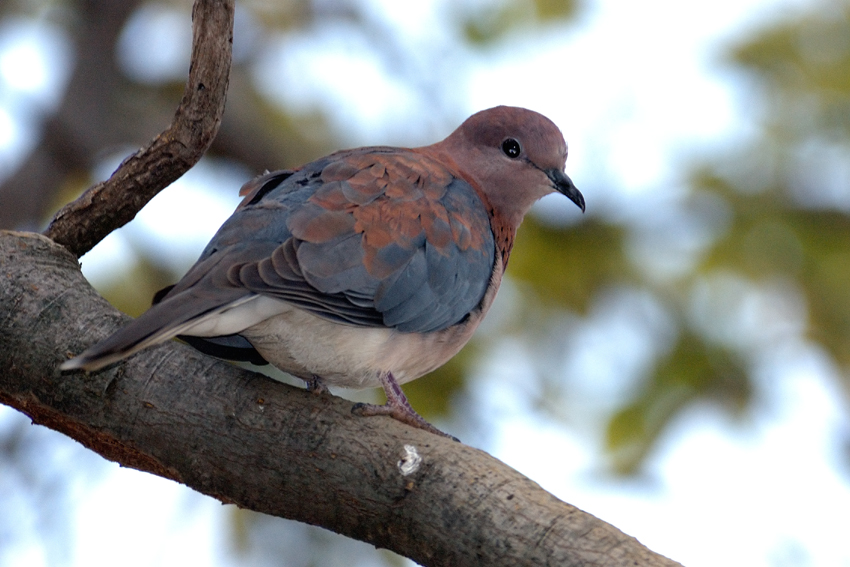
60;292;256;372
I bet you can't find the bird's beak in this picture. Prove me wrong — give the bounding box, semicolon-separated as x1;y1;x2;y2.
547;169;585;213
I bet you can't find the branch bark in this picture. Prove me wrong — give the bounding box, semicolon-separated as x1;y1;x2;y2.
0;231;682;567
42;0;235;257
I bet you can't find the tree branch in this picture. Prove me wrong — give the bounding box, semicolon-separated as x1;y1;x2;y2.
0;231;682;567
42;0;235;257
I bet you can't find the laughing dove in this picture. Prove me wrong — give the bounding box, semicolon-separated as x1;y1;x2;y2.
61;106;584;437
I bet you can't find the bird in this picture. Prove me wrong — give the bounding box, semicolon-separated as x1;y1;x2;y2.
61;105;585;438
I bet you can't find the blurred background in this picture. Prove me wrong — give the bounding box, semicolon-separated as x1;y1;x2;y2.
2;0;850;565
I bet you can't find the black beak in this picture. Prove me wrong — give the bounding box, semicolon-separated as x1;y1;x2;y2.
547;169;585;213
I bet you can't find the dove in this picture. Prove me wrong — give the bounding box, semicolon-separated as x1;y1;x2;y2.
61;106;585;438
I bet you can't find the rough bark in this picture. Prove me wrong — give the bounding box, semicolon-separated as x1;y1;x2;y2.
42;0;235;257
0;231;682;567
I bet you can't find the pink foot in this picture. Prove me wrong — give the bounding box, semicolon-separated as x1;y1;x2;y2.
352;371;459;441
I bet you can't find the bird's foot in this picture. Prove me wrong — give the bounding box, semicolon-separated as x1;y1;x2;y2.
304;374;330;395
351;371;459;442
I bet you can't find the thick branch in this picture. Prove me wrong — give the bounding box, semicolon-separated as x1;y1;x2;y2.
43;0;234;257
0;231;682;567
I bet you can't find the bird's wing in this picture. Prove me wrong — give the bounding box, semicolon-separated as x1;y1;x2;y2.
178;147;496;333
62;148;495;371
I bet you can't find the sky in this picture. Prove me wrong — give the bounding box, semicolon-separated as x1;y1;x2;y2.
1;0;850;566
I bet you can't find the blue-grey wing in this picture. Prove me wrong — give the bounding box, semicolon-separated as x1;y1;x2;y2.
166;148;496;334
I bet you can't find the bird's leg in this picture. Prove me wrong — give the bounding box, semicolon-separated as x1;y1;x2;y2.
305;374;330;395
352;371;459;441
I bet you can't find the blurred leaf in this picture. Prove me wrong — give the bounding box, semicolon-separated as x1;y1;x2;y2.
533;0;579;20
97;251;176;318
697;166;850;368
600;0;850;475
461;0;579;45
606;332;751;475
731;4;850;135
510;217;630;313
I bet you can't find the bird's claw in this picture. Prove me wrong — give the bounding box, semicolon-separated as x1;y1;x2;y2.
352;401;459;441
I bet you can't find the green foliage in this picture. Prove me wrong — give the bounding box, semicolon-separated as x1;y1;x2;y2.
96;252;176;318
510;217;629;313
600;0;850;473
701;2;850;373
732;4;850;136
698;168;850;366
461;0;579;45
606;332;751;475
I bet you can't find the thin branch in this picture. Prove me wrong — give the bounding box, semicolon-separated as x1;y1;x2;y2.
43;0;235;257
0;231;683;567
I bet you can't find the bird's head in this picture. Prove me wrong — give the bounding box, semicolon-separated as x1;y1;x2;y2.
436;105;584;228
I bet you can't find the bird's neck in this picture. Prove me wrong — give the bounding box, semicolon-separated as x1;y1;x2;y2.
491;213;516;270
462;187;517;271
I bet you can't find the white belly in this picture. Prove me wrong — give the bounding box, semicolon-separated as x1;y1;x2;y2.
238;300;474;389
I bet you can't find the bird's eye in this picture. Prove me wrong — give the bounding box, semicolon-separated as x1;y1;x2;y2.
501;138;521;158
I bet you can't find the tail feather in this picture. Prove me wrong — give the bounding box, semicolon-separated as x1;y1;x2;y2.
60;290;256;372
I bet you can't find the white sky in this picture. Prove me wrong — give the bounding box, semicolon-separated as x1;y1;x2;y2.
1;0;849;566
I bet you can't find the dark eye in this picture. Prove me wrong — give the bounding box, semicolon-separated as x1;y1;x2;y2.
501;138;521;158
